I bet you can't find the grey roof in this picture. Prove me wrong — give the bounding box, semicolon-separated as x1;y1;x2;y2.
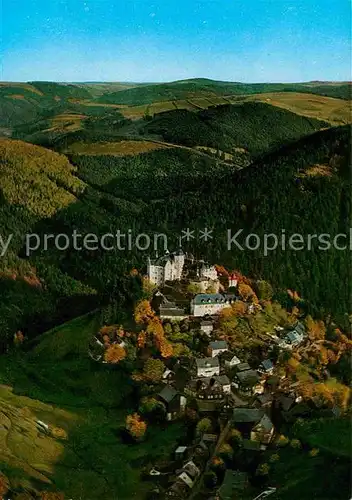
236;370;259;386
279;395;295;411
214;375;230;386
232;408;264;423
293;321;306;335
158;385;178;403
196;357;220;369
256;414;274;431
209;341;228;350
256;393;273;405
261;359;274;371
193;293;236;305
160;308;186;316
193;293;226;305
235;362;251;372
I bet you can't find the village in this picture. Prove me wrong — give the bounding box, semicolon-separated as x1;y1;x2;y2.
89;249;346;500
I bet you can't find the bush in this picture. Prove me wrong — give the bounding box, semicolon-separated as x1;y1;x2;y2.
290;438;302;449
276;434;290;447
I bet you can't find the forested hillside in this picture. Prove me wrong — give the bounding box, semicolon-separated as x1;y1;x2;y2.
0;124;350;352
144;102;328;155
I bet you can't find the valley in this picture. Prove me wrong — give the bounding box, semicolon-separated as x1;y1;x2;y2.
0;78;351;500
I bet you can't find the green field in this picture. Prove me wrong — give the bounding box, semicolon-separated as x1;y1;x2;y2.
0;313;185;499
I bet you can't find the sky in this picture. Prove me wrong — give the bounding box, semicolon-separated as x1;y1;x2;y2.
1;0;351;82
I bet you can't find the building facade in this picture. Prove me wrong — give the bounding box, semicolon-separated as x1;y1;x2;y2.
191;293;236;317
147;250;185;286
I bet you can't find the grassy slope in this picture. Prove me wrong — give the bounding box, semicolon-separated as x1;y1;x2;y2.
0;313;184;499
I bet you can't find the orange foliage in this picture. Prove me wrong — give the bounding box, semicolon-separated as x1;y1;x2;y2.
39;493;65;500
238;283;258;304
231;300;247;317
134;300;155;324
306;316;326;341
14;330;24;345
287;289;302;302
130;268;139;276
215;265;229;277
159;339;173;358
137;330;147;348
126;413;147;439
104;344;127;364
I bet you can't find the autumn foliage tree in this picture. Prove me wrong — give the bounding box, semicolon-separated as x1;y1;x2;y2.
238;283;258;304
142;358;165;382
126;413;147;440
104;344;127;364
134;300;155;324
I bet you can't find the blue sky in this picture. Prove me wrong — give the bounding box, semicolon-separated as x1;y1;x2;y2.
2;0;351;82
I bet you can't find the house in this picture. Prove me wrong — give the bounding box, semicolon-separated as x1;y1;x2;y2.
255;393;273;409
195;357;220;377
162;368;175;382
234;362;251;372
200;320;214;336
233;369;260;395
186;375;230;400
158;385;186;421
250;414;275;444
258;359;274;374
208;340;228;357
191;293;236;317
147;249;185;286
217;470;248;500
160;304;187;321
284;321;306;347
175;460;201;490
232;408;264;424
221;351;241;368
175;445;188;461
166;479;189;498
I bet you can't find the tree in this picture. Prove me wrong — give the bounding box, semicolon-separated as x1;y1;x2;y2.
228;428;242;448
238;283;258;303
204;470;217;488
187;283;202;295
256;463;270;476
143;358;165;382
139;397;166;423
134;300;155;324
104;344;127;364
231;300;247;317
196;417;212;435
256;280;273;301
126;413;147;440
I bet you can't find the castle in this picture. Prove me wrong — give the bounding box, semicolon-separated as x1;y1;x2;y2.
147;251;219;287
147;250;185;286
